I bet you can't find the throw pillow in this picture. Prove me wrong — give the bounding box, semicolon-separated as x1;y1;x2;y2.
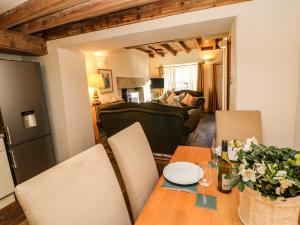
176;92;186;101
166;92;176;104
158;91;170;104
167;96;183;107
181;93;195;106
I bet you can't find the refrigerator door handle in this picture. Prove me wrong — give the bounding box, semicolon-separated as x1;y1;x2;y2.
9;150;18;169
3;126;13;145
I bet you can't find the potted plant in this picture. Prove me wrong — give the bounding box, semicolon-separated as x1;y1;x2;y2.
226;137;300;225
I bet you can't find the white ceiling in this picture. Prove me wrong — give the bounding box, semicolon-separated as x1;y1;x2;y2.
0;0;27;14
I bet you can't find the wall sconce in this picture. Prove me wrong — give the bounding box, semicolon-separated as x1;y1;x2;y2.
202;55;214;64
94;52;107;68
87;74;105;104
96;56;107;68
218;39;227;49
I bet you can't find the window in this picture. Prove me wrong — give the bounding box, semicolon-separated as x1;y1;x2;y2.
163;63;198;91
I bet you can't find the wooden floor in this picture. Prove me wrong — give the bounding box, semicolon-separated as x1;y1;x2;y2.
0;201;26;225
0;112;215;225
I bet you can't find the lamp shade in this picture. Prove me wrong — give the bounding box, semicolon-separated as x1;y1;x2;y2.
87;74;105;88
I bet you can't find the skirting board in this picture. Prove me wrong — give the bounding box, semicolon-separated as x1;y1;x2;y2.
0;194;15;210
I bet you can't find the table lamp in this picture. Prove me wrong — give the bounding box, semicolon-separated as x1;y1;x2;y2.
88;74;105;104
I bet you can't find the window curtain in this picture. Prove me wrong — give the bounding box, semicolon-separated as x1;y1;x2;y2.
163;66;175;91
197;63;204;92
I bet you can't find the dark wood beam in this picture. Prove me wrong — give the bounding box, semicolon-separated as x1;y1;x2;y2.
160;44;177;56
0;29;47;56
194;38;202;50
178;41;191;53
0;0;90;29
201;39;216;50
13;0;158;34
134;47;154;58
147;46;165;57
36;0;249;40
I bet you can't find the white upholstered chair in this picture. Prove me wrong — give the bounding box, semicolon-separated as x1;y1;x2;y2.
15;144;131;225
215;110;263;145
108;122;159;221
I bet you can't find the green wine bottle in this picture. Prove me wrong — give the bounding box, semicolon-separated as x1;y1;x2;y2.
217;140;232;193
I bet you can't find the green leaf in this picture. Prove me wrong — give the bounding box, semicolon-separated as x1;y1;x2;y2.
288;186;297;196
269;195;277;201
294;180;300;188
237;180;245;192
245;181;255;189
261;192;268;197
265;184;273;190
225;174;239;179
229;178;240;189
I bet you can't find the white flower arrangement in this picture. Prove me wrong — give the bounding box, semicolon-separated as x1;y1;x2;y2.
226;138;300;200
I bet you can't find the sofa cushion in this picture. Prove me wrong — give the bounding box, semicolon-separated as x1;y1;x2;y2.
166;92;176;104
181;93;195;106
140;102;188;120
174;90;203;97
159;91;171;104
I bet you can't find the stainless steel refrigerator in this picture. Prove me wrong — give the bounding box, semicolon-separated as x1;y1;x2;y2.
0;59;56;184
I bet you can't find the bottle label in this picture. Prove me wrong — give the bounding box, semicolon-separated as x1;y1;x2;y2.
222;174;230;190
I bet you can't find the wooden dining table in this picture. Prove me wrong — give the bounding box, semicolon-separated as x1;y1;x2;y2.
135;145;242;225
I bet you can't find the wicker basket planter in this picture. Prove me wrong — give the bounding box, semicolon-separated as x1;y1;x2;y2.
238;187;300;225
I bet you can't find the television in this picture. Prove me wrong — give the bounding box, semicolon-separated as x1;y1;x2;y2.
150;78;164;89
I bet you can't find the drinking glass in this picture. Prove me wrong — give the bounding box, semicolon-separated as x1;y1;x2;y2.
198;162;212;205
211;138;219;164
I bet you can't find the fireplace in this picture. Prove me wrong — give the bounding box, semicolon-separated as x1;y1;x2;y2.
121;88;144;103
117;77;150;103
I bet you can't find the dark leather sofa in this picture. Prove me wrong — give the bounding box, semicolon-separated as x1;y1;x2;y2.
152;89;205;110
98;102;201;155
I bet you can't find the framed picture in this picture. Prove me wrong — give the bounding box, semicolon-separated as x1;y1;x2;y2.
98;69;113;93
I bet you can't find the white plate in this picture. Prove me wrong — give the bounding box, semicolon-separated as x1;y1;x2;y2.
216;146;238;161
163;162;203;185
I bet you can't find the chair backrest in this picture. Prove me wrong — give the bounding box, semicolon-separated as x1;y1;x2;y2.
15;144;131;225
215;110;262;145
108;122;159;221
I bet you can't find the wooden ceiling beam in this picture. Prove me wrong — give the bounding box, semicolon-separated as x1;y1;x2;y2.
0;0;90;29
147;46;165;57
178;41;191;53
13;0;158;34
133;47;154;58
160;44;177;56
194;38;202;50
0;29;47;56
35;0;249;40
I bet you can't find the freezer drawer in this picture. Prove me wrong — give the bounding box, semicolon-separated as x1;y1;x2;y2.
10;135;56;184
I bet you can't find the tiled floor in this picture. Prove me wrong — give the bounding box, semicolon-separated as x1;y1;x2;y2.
0;112;215;225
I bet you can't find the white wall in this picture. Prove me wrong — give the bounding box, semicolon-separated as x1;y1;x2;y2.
57;48;94;157
149;49;222;77
34;45;70;162
234;0;300;147
85;49;149;103
38;45;94;162
294;49;300;150
229;18;237;110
